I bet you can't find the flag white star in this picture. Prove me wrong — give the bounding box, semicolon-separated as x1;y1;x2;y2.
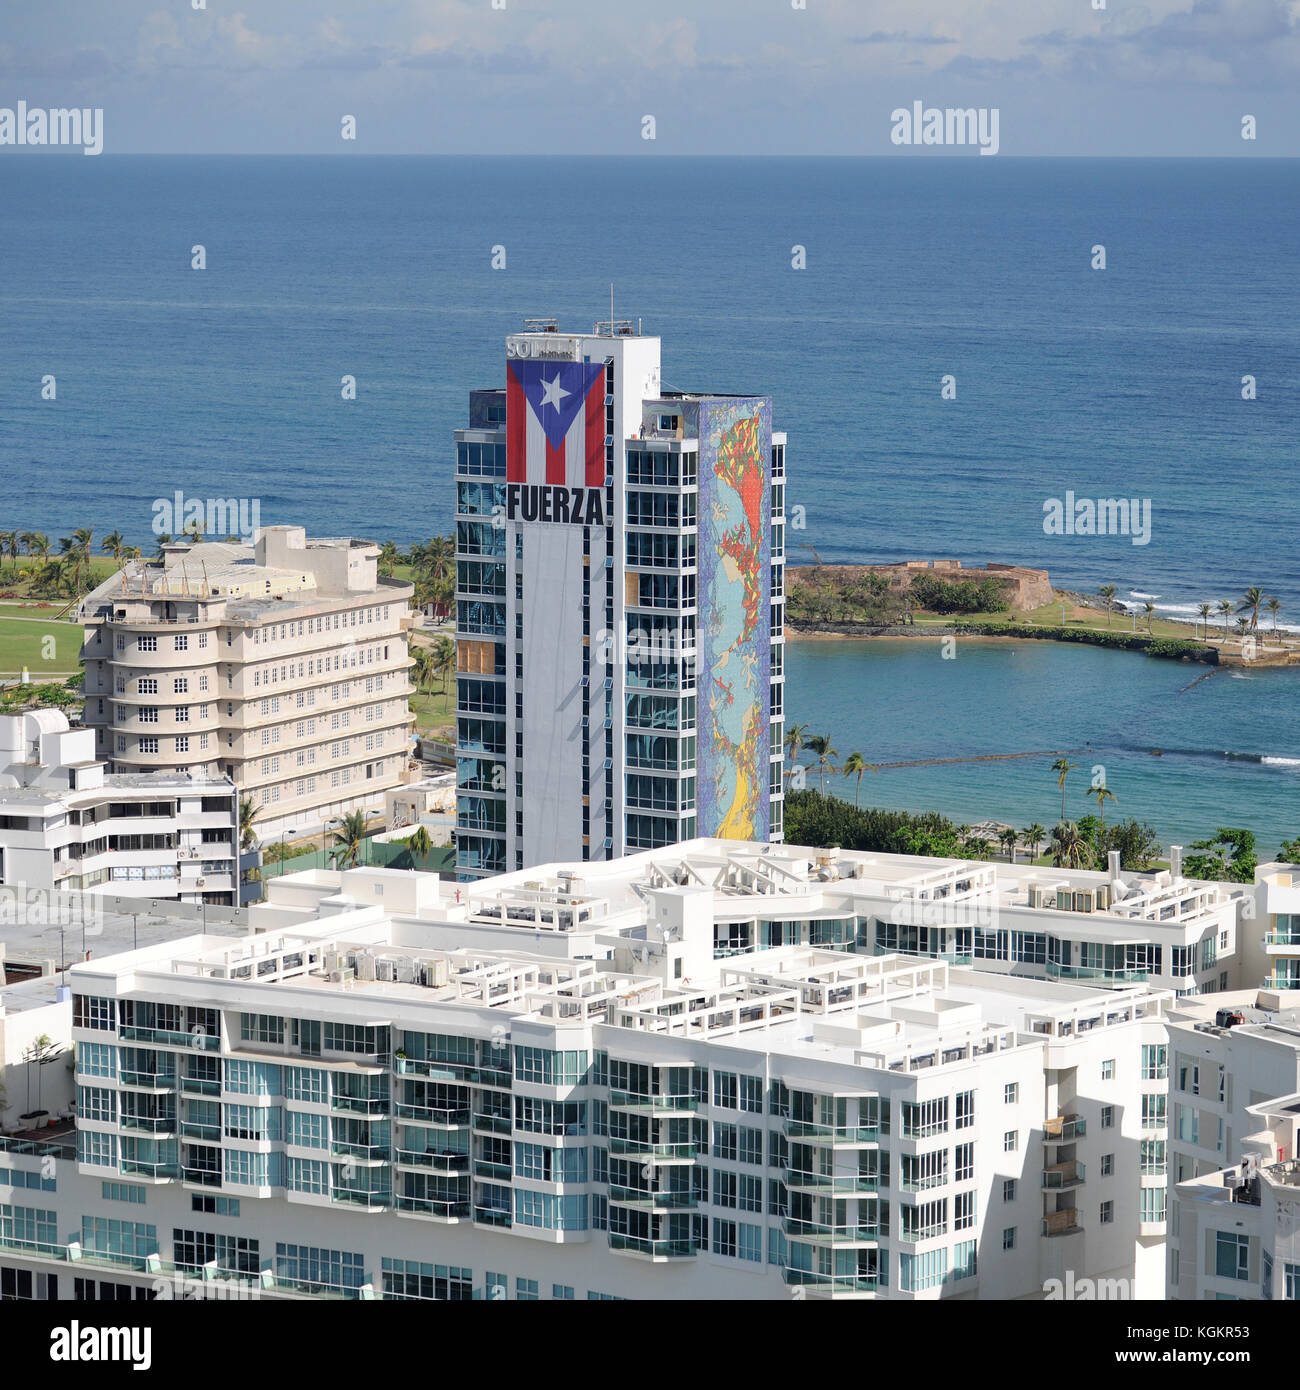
538;374;571;411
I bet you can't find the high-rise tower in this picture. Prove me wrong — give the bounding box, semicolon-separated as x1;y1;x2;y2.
454;320;785;878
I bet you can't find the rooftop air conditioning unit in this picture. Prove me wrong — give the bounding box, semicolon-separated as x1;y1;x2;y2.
330;967;356;985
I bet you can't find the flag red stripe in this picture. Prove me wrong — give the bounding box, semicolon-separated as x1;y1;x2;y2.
507;366;526;483
585;373;605;487
545;437;566;485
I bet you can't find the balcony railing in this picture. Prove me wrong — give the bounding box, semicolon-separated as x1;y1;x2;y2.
473;1206;512;1228
1042;1209;1081;1237
394;1195;472;1221
395;1104;471;1128
1264;975;1300;991
783;1268;880;1295
472;1158;512;1182
180;1076;221;1097
784;1169;880;1195
472;1113;512;1135
395;1149;470;1174
396;1058;510;1088
608;1233;696;1260
119;1071;177;1091
120;1026;219;1051
784;1121;881;1146
119;1114;176;1135
1043;1116;1086;1143
330;1095;389;1116
1043;1161;1086;1190
785;1218;881;1245
608;1091;697;1113
607;1139;696;1161
608;1186;696;1210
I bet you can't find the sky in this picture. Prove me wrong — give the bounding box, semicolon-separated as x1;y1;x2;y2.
0;0;1298;155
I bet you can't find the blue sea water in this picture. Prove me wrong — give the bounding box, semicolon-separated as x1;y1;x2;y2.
1;156;1297;847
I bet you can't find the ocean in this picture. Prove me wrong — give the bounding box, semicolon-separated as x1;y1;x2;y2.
2;155;1297;847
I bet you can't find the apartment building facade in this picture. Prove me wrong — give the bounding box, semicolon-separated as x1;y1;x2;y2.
1247;863;1300;994
0;708;237;907
1161;991;1300;1293
78;526;415;840
454;322;784;879
0;838;1174;1302
1172;1086;1300;1301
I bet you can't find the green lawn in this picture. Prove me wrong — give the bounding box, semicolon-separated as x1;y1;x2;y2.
410;686;456;735
0;616;84;673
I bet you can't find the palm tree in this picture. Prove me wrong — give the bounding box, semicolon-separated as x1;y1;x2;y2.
802;734;837;794
433;635;456;694
411;646;435;694
378;541;400;577
333;810;369;868
0;531;14;578
1238;586;1264;632
2;530;18;578
1142;601;1155;634
1051;820;1092;869
1196;602;1212;641
842;751;875;807
1050;757;1077;821
238;797;260;853
153;533;173;558
1216;599;1234;635
1000;827;1019;862
60;528;94;593
1098;584;1117;627
101;530;127;569
1265;596;1282;632
405;824;433;861
20;531;51;572
1087;781;1117;835
182;518;204;543
784;722;808;789
1022;822;1047;862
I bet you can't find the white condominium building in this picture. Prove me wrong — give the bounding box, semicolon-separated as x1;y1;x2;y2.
1162;990;1300;1293
1247;863;1300;995
77;526;415;839
454;321;784;879
0;709;237;907
0;838;1173;1302
1172;1083;1300;1301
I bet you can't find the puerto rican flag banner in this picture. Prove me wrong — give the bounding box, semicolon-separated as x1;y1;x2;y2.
507;359;607;488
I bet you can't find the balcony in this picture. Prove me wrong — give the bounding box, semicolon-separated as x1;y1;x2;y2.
331;1190;391;1211
118;1071;177;1092
330;1095;389;1116
180;1076;221;1097
119;1114;176;1136
608;1091;697;1114
472;1113;512;1136
608;1233;696;1261
1045;963;1150;985
395;1149;470;1175
784;1170;880;1195
783;1268;880;1297
120;1159;180;1181
121;1026;219;1051
607;1139;696;1162
1043;1161;1086;1190
395;1104;471;1128
330;1141;390;1165
608;1186;697;1211
473;1206;512;1229
784;1121;880;1147
1041;1209;1081;1237
394;1195;472;1222
1043;1115;1086;1143
473;1159;512;1183
180;1121;221;1142
395;1058;510;1088
1264;975;1300;992
785;1218;880;1246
